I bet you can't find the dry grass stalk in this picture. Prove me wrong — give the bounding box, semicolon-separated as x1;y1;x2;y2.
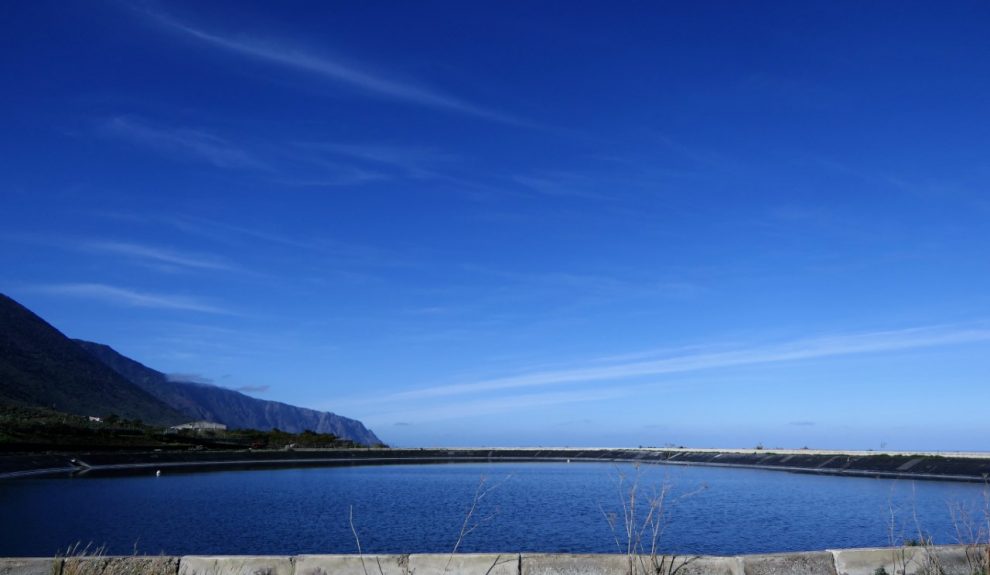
884;480;990;575
442;474;511;573
55;543;175;575
598;464;705;575
347;473;511;575
349;505;380;575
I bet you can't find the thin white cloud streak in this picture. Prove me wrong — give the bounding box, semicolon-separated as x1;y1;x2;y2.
461;264;702;301
163;215;314;250
294;141;506;198
513;173;611;200
84;241;238;272
161;214;411;270
278;170;390;189
152;14;519;124
5;233;241;274
166;372;214;384
101;116;264;169
34;283;232;315
298;142;456;179
233;384;271;394
388;326;990;401
362;388;625;425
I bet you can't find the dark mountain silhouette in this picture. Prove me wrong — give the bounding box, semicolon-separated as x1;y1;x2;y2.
0;294;184;425
75;340;382;446
0;293;381;445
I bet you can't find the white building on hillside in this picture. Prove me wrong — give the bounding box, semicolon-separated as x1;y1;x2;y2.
169;421;227;431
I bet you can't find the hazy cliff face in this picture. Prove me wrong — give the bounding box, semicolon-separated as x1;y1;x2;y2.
74;338;381;445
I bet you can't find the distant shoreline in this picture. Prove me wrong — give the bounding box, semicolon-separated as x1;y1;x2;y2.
3;447;989;482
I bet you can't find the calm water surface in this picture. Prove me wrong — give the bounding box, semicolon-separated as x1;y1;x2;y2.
1;462;987;556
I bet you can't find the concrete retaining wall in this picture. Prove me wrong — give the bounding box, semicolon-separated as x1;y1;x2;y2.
3;546;987;575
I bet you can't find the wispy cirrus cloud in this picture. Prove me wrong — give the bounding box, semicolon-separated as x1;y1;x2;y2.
83;240;239;273
277;168;390;189
160;215;316;251
162;214;401;267
513;172;612;200
166;372;214;384
461;264;701;302
33;283;232;315
150;13;520;124
364;388;625;424
233;384;270;394
165;372;268;394
99;116;265;169
295;141;508;199
387;325;990;401
297;142;457;179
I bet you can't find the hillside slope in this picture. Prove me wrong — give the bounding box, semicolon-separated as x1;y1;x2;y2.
0;294;184;426
75;340;382;446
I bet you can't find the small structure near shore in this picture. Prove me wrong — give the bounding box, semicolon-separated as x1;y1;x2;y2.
169;421;227;432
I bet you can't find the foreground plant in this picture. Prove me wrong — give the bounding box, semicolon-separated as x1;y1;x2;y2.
347;473;512;575
444;474;512;572
598;464;706;575
883;479;990;575
55;543;174;575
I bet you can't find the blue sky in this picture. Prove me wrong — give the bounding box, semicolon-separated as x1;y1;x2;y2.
3;1;990;449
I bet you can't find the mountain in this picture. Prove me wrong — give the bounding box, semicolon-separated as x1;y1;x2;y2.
0;294;184;425
75;340;382;446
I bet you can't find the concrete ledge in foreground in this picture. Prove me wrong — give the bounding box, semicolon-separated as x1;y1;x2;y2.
3;546;988;575
295;555;407;575
179;556;293;575
409;554;516;575
829;546;989;575
0;558;55;575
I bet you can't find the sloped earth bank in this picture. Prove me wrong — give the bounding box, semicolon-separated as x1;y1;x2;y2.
3;447;990;481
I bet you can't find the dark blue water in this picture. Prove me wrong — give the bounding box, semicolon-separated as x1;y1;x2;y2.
1;463;987;556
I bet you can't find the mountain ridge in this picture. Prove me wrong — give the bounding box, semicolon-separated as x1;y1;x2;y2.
0;294;185;426
0;293;381;446
74;339;382;446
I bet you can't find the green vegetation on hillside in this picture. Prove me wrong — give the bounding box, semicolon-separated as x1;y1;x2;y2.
0;404;376;452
